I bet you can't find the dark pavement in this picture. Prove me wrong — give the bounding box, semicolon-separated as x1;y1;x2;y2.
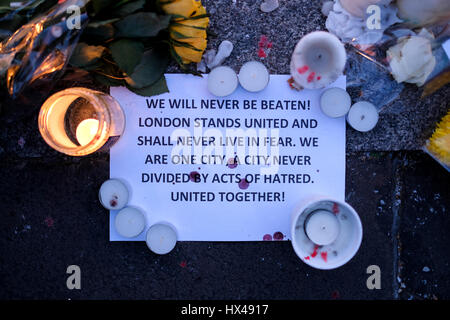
0;0;449;300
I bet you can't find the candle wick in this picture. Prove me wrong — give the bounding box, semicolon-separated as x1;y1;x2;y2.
361;115;365;120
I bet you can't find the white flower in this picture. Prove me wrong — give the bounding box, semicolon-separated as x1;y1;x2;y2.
387;28;436;86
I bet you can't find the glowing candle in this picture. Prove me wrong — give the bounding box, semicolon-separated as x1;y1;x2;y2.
38;88;125;156
320;87;351;118
290;31;346;89
115;207;146;238
347;101;379;132
238;61;270;92
207;66;238;97
146;223;177;255
99;179;129;210
75;118;99;146
305;210;340;245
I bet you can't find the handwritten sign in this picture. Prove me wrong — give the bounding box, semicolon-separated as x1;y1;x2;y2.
109;74;346;241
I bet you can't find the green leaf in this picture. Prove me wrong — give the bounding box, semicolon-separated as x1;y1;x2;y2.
125;47;169;89
114;0;145;16
127;75;169;97
83;24;115;42
91;0;116;15
109;39;144;75
114;12;171;38
94;72;125;87
70;43;106;68
87;18;120;28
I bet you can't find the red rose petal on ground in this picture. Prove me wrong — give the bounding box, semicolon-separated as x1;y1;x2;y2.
258;48;267;58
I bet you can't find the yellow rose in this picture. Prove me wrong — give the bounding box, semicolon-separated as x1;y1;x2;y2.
161;0;209;64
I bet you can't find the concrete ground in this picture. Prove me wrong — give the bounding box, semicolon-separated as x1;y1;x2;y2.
0;0;449;300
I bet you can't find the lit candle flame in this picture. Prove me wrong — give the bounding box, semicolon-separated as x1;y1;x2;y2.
76;118;99;146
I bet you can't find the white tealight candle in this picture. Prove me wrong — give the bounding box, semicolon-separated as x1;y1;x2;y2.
207;66;238;97
98;179;129;210
290;31;346;89
347;101;379;132
238;61;270;92
320;87;351;118
146;223;177;255
76;118;99;146
305;210;340;246
115;207;146;238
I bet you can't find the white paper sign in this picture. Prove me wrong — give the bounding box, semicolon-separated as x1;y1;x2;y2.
109;74;346;241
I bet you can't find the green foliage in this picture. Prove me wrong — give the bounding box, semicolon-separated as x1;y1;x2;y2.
114;12;171;38
70;43;106;68
109;39;144;75
0;0;181;97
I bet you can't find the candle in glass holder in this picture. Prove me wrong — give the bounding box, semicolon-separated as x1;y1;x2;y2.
290;31;346;89
347;101;379;132
291;197;363;270
238;61;270;92
146;223;177;255
207;66;238;97
38;87;125;156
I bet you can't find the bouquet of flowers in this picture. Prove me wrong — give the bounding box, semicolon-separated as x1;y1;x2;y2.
0;0;210;97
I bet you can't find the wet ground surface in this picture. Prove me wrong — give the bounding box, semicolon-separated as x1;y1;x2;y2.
0;0;449;300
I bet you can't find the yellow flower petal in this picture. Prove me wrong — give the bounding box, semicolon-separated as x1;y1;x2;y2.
162;0;201;18
175;37;207;51
428;112;450;166
170;24;203;38
175;16;209;29
173;45;203;63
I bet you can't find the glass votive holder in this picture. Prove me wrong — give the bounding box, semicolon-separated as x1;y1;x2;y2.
38;87;125;156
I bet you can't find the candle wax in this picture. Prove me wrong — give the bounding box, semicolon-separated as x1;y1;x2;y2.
238;61;270;92
290;31;346;89
99;179;129;210
305;210;340;246
347;101;379;132
207;66;238;97
76;118;99;146
115;207;146;238
320;87;351;118
146;224;177;255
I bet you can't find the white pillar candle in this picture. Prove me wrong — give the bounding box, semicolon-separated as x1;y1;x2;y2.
146;223;177;255
290;31;346;89
76;118;100;146
115;207;146;238
207;66;238;97
347;101;379;132
305;210;340;246
238;61;270;92
320;87;351;118
98;179;129;210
